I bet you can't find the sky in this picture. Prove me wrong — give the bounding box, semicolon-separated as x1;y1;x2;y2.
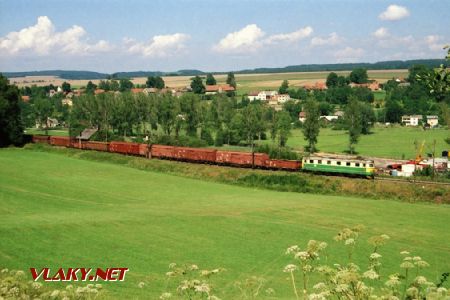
0;0;449;73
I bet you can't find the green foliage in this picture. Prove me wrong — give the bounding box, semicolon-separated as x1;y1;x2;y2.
255;144;299;160
385;99;404;123
86;80;97;94
349;68;368;84
146;76;165;89
276;111;291;147
302;99;320;152
352;87;374;103
345;97;363;154
326;72;339;88
226;72;236;89
61;81;71;92
205;73;217;85
200;128;214;145
151;134;208;147
191;76;205;94
119;78;134;91
278;79;289;94
0;74;24;146
33;97;53;134
214;129;225;146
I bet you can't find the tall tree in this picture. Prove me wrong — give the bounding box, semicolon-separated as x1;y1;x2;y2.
205;73;217;85
61;81;71;93
302;99;320;153
190;76;205;94
276;111;291;147
86;81;97;94
34;97;53;134
349;68;368;84
345;97;363;154
119;78;134;92
226;72;236;89
0;74;23;146
154;76;165;89
279;80;289;94
326;72;339;88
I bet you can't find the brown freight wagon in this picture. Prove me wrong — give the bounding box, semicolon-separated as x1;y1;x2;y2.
49;136;72;147
216;150;268;168
109;141;141;155
172;146;217;163
150;144;175;159
82;141;109;152
32;135;50;144
266;159;301;171
139;144;149;157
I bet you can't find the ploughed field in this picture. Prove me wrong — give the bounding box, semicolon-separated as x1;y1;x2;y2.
1;148;449;298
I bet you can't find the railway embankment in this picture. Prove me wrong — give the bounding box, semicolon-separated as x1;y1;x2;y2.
25;143;450;204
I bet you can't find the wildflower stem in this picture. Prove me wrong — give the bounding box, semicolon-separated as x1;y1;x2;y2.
290;271;300;300
402;268;408;300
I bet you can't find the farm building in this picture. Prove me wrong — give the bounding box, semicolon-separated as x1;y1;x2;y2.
205;84;235;95
426;115;439;127
248;90;278;101
401;115;422;126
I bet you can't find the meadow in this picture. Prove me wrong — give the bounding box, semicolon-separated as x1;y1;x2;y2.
1;147;449;298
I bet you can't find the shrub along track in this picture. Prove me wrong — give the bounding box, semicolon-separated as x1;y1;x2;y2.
25;143;450;204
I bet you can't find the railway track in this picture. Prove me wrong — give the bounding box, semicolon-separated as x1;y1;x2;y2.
374;177;450;187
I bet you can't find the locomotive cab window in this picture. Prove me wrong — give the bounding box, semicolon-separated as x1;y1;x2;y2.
318;160;322;164
355;163;360;167
327;160;331;165
337;161;341;165
369;164;374;167
346;162;351;166
309;159;313;163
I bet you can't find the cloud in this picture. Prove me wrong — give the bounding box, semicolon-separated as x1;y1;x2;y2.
425;35;446;52
334;47;364;62
379;5;410;21
373;27;390;39
265;26;313;44
127;33;190;57
310;32;341;46
0;16;112;55
212;24;265;53
213;24;313;53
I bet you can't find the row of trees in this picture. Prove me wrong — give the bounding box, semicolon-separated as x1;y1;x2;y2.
190;72;237;95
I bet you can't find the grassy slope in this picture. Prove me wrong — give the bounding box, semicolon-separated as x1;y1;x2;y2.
1;148;449;298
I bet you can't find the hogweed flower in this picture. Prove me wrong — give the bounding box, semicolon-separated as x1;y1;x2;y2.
295;251;310;261
284;264;298;273
400;251;410;256
265;288;275;295
160;292;172;299
363;269;380;280
345;238;355;245
415;276;428;285
286;245;300;255
168;263;176;269
138;282;145;288
400;261;414;269
385;274;401;288
370;253;382;260
194;283;210;293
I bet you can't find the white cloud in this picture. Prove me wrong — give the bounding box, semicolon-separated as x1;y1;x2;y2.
213;24;265;53
373;27;390;39
213;24;313;53
310;32;341;46
379;5;410;21
265;26;313;44
0;16;112;55
425;35;446;52
334;47;364;62
127;33;190;57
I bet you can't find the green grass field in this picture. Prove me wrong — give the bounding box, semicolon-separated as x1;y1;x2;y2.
1;148;449;298
281;126;449;159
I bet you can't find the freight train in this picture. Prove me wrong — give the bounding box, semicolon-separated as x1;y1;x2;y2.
32;135;375;178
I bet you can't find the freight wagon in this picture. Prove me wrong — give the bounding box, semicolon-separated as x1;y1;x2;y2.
32;135;50;144
216;150;269;168
172;147;217;163
49;136;72;147
109;142;141;155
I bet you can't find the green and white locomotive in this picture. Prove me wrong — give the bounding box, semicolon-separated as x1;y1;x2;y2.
302;156;375;177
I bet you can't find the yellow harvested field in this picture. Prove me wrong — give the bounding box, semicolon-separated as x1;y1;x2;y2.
10;69;409;89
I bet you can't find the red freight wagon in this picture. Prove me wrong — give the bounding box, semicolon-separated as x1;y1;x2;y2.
139;144;149;157
266;159;301;171
50;136;71;147
82;141;109;152
109;141;141;155
32;135;50;144
150;145;175;159
172;146;217;163
216;150;268;167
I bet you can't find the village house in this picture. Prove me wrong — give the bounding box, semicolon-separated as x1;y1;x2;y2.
36;117;59;129
401;115;422;126
334;110;345;118
299;111;307;122
349;81;380;91
248;90;278;101
205;84;235;95
131;88;144;94
319;115;339;122
21;95;30;102
274;94;290;103
426;115;439;128
302;82;327;91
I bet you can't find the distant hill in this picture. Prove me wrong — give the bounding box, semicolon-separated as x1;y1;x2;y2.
2;59;446;80
2;70;109;80
235;59;447;74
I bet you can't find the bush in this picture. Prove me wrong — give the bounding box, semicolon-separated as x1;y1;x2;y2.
214;129;224;147
200;129;214;146
255;144;299;160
